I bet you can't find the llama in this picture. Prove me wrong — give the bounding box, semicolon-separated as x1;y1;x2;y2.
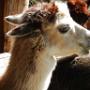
1;1;90;90
48;53;90;90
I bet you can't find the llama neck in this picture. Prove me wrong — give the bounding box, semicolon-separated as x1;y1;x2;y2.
0;35;56;90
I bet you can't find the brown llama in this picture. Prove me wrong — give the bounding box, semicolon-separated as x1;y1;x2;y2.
48;54;90;90
1;1;90;90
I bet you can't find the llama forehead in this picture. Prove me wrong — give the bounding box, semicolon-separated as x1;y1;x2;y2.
55;1;70;17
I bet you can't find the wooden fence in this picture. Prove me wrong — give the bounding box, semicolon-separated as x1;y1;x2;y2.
0;0;4;53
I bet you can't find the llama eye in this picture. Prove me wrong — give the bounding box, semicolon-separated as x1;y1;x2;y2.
57;24;70;33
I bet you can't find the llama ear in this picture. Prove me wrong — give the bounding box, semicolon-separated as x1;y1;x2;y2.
6;23;34;37
4;13;27;25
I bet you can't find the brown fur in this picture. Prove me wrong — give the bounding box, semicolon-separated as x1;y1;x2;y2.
0;32;45;90
48;55;90;90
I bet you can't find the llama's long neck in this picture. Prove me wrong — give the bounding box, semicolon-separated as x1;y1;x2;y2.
0;34;56;90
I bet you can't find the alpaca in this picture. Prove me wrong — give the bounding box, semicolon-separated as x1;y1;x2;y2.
1;1;90;90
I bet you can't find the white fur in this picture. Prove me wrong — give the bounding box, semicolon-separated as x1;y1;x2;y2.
0;53;11;77
55;1;70;17
25;49;57;90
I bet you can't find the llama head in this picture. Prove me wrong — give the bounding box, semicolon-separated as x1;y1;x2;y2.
4;1;90;56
